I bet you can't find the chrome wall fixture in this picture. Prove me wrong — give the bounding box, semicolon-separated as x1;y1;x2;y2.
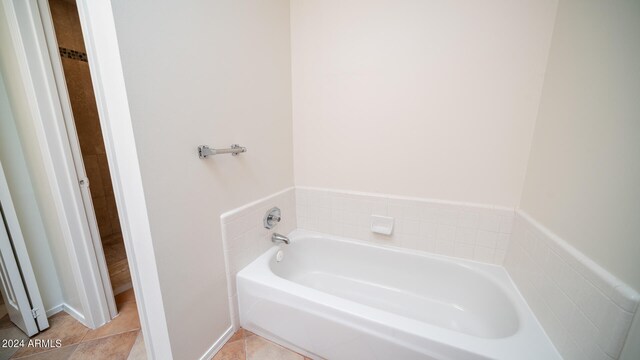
198;144;247;159
263;207;281;229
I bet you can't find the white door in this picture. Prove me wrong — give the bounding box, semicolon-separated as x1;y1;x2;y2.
37;0;118;319
0;161;48;336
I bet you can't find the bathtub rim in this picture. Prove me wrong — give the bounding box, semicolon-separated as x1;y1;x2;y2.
237;229;562;359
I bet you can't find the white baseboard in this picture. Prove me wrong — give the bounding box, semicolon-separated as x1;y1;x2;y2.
44;303;88;329
45;304;64;317
62;303;87;326
199;325;234;360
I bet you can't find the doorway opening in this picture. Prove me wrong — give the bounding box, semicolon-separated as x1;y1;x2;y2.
47;0;133;303
1;0;170;356
0;0;142;354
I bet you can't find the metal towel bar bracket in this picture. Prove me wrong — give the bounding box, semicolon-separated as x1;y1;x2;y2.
198;144;247;159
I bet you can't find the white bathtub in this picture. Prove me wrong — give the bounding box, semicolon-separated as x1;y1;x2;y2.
237;230;560;360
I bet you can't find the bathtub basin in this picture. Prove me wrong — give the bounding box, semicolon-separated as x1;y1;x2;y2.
237;230;560;359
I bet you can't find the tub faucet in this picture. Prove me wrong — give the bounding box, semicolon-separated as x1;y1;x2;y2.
272;233;290;245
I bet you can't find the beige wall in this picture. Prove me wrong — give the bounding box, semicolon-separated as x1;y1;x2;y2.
110;0;294;358
520;0;640;292
518;1;640;357
291;0;558;207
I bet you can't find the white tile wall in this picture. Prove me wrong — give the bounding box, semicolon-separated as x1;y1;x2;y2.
221;187;638;360
505;211;639;360
220;187;296;327
296;187;515;265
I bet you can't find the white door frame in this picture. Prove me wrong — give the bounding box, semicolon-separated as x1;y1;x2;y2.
0;160;48;335
36;0;118;320
73;1;173;356
4;0;172;358
2;0;108;328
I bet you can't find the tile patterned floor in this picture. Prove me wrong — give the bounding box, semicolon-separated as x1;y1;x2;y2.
102;233;133;294
213;328;312;360
0;289;145;360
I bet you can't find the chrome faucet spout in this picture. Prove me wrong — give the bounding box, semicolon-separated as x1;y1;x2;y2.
272;233;290;245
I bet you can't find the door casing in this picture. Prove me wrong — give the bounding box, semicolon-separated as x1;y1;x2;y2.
0;161;48;336
36;0;118;320
3;0;172;358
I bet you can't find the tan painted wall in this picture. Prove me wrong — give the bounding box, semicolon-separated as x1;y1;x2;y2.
517;1;640;357
110;0;294;358
291;0;558;207
520;0;640;294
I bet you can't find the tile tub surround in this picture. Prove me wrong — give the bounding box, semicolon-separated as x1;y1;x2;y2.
505;211;639;360
221;188;297;326
296;187;515;265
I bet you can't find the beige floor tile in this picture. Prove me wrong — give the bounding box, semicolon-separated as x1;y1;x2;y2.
126;332;147;360
103;239;127;264
115;289;136;307
82;302;140;341
245;334;303;360
102;233;132;293
212;339;245;360
0;299;7;320
11;344;77;360
0;325;28;359
11;312;89;358
227;328;245;343
0;315;17;330
109;261;132;295
70;331;138;360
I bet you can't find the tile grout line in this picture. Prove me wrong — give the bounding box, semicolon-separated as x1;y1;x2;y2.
243;329;248;360
10;344;78;360
80;328;140;345
76;329;141;360
81;326;142;343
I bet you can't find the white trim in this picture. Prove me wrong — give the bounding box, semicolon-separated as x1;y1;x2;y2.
0;161;43;335
3;3;171;358
74;1;173;359
0;160;49;330
45;304;63;317
2;0;111;329
62;303;86;325
35;0;118;320
296;186;515;212
220;186;295;220
507;210;638;359
199;326;234;360
515;209;639;309
220;227;236;329
220;187;297;330
44;303;86;325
